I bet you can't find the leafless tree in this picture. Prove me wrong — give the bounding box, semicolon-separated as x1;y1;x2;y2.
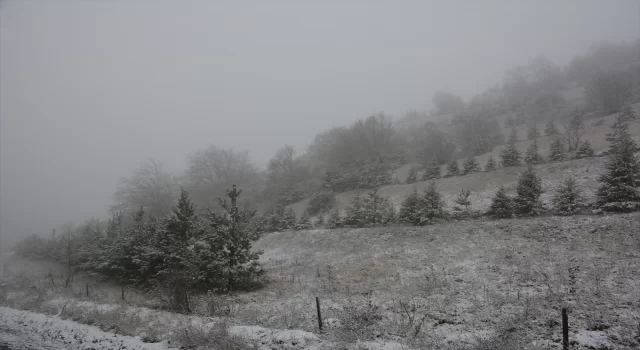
185;146;260;210
561;112;586;152
111;158;179;218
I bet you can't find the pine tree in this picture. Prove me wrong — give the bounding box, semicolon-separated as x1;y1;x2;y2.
508;126;518;143
446;159;460;177
487;186;513;218
422;158;441;180
206;185;265;292
406;166;417;184
524;139;544;164
513;164;544;216
484;156;497;172
548;138;566;161
596;111;640;212
527;124;541;140
421;181;448;224
325;208;343;229
576;141;595;158
314;215;325;228
454;189;471;210
398;188;423;225
295;210;312;230
462;156;481;175
344;195;366;227
552;177;585;215
500;137;522;167
545;120;558;136
283;208;297;230
362;188;395;226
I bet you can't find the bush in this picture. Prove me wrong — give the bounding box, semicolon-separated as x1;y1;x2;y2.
306;191;336;215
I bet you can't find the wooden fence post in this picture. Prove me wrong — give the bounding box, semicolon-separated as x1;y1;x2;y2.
316;297;323;331
86;282;89;297
562;307;569;350
121;285;125;301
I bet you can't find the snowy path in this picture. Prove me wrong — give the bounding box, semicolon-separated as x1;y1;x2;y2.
0;307;172;350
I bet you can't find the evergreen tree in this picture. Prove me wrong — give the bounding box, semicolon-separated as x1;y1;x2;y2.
576;141;595;158
445;159;460;177
344;195;366;226
453;189;471;210
325;208;343;229
487;186;513;218
406;166;418;184
545;120;558;136
500;137;522;167
206;186;265;292
484;156;497;172
422;158;441;180
398;188;423;225
524;139;544;164
295;210;312;230
596;111;640;212
513;164;544;216
283;207;297;230
527;124;541;140
421;181;448;224
362;188;395;226
552;177;585;215
548;138;566;161
314;215;325;228
462;156;481;175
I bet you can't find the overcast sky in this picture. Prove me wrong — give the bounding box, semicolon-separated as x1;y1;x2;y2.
1;0;638;246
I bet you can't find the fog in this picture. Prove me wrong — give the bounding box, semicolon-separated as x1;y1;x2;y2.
0;0;638;247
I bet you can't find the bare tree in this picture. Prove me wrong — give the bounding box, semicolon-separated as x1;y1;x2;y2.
587;70;633;114
111;158;179;218
561;112;586;152
185;146;260;209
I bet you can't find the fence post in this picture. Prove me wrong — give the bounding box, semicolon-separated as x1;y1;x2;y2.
121;285;125;301
562;307;568;350
316;297;323;331
86;282;89;297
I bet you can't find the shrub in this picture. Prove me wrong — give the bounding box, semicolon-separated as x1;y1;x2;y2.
306;191;336;215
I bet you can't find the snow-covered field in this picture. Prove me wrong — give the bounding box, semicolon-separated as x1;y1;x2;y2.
2;212;640;349
0;306;170;350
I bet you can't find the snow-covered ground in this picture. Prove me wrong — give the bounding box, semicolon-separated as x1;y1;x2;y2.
0;306;172;350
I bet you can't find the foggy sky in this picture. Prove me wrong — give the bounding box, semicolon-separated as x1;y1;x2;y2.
1;0;639;247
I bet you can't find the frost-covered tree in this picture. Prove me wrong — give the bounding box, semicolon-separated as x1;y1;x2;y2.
576;141;595;158
500;137;522;167
205;186;265;292
524;139;544;164
422;158;441;180
344;195;366;226
453;189;471;210
548;138;566;161
398;188;423;225
283;208;297;230
552;177;585;215
314;215;325;228
325;208;343;229
596;111;640;212
484;156;497;172
462;156;481;175
406;166;418;184
421;181;448;224
446;160;460;177
545;120;558;136
362;189;395;226
487;186;513;218
513;164;544;216
295;210;312;230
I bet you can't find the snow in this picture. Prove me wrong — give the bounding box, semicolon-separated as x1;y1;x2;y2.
0;306;174;350
575;330;612;349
